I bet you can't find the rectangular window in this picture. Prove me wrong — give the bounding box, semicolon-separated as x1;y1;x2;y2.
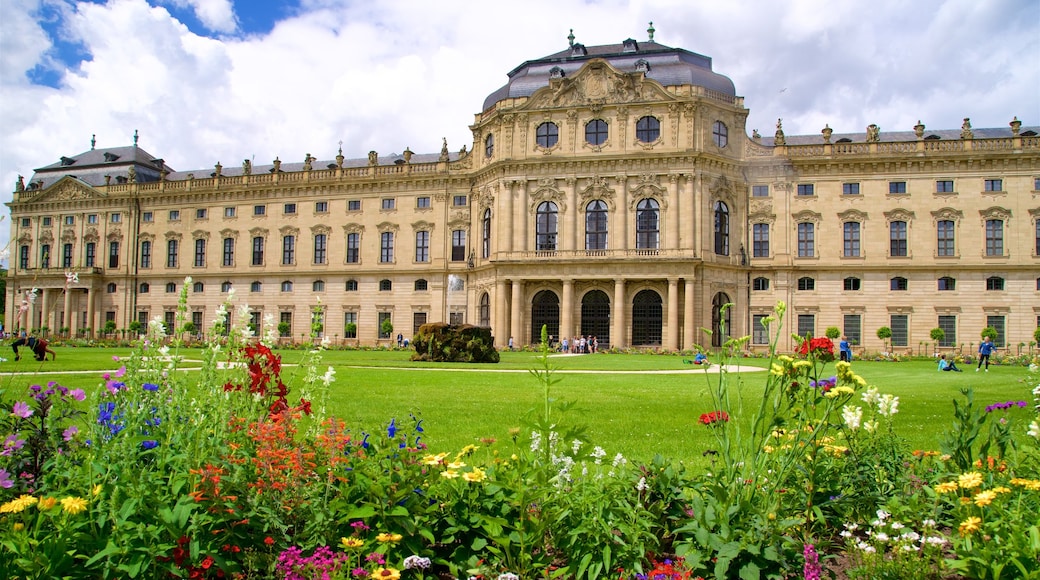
984;179;1003;192
169;210;180;221
797;314;815;338
843;314;862;346
279;312;292;337
140;241;152;268
415;231;429;263
88;214;98;224
413;312;427;335
224;207;236;218
62;243;73;268
111;213;121;223
937;315;956;347
346;233;360;263
251;237;264;266
381;198;395;210
985;219;1004;256
20;218;30;228
344;311;357;338
451;230;466;262
378;312;392;339
222;238;234;266
42;217;52;226
752;223;769;257
416;197;430;209
313;234;327;264
888;181;906;194
796;184;814;196
348;200;361;211
453;195;467;206
85;242;96;267
752;314;769;345
40;244;50;268
752;185;769;197
986;315;1006;348
194;238;206;267
797;223;815;257
167;240;179;268
142;211;153;222
18;245;28;269
889;221;907;257
843;222;861;257
282;235;295;265
937;220;955;257
193;311;204;332
64;215;75;225
1036;220;1040;256
380;232;394;263
108;241;120;268
196;208;207;219
315;201;328;213
936;180;954;193
890;314;908;347
254;205;266;216
842;183;860;195
284;203;296;214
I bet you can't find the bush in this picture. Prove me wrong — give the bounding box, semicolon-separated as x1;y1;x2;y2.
410;323;499;363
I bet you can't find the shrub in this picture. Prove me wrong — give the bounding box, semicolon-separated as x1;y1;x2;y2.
410;323;499;363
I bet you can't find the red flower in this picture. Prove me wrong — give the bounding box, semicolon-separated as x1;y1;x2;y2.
264;536;275;546
200;556;214;569
698;411;730;426
797;337;835;360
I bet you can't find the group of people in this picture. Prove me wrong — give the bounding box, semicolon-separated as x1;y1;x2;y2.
560;335;598;354
938;336;996;373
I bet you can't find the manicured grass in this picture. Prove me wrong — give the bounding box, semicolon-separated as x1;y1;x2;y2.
1;345;1034;465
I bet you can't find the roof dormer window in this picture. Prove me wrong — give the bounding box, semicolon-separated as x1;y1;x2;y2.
570;43;587;57
622;38;639;52
104;152;119;162
635;58;650;73
60;156;76;166
549;66;565;79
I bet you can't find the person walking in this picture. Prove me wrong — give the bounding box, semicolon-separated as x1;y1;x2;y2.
938;354;962;372
977;336;995;372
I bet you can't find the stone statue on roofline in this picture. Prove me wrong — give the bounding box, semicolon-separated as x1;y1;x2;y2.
961;118;973;140
15;175;24;192
866;124;880;143
440;137;449;162
774;118;785;146
303;153;314;171
242;159;252;175
368;151;378;166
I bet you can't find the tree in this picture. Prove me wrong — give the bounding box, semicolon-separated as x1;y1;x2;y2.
277;321;291;338
380;317;394;340
103;320;117;336
345;322;357;339
1034;327;1040;345
825;326;841;340
876;326;892;352
930;327;945;351
128;320;143;335
980;326;998;342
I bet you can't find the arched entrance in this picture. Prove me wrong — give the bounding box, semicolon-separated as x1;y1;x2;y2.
711;292;732;347
580;290;610;348
631;289;662;346
530;290;560;345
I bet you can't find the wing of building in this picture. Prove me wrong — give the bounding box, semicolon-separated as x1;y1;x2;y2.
7;35;1040;353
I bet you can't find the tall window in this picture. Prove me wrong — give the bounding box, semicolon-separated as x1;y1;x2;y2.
108;241;120;268
714;201;730;255
415;231;430;263
797;223;815;257
985;219;1004;256
194;238;206;267
752;314;770;345
282;235;295;265
797;314;815;338
712;121;728;147
635;199;659;250
140;240;152;268
482;209;492;259
843;314;862;346
585;119;608;146
62;243;73;268
85;242;96;267
937;315;956;347
167;240;178;268
313;234;327;264
1035;220;1040;256
251;236;264;266
19;245;29;269
40;244;50;268
585;200;608;250
889;221;907;257
536;201;558;251
380;232;394;263
485;133;494;157
937;220;955;256
222;238;234;266
451;230;466;262
843;222;861;257
752;223;769;258
344;312;357;338
346;233;360;263
378;312;393;339
635;116;660;142
536;122;559;148
884;314;907;348
987;315;1006;347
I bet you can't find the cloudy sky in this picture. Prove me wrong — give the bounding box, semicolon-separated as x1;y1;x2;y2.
1;0;1037;261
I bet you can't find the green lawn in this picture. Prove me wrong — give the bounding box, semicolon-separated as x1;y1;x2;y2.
1;345;1034;465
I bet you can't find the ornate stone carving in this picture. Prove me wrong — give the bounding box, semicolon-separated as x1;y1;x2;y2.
310;225;331;235
411;220;435;231
249;227;269;237
343;223;364;235
960;118;973;140
838;209;869;222
774;118;785;146
883;209;915;222
377;222;400;234
792;210;822;223
278;225;300;236
866;124;880;143
979;207;1012;221
931;207;964;223
219;228;239;239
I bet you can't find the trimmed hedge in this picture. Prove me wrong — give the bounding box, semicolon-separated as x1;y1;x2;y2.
410;323;500;363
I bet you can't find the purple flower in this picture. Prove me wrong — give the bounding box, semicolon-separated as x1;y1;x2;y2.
11;401;33;418
803;543;821;580
141;440;158;450
810;377;837;389
63;425;79;441
69;389;86;401
0;468;13;488
112;355;121;362
115;366;126;378
3;434;26;455
143;383;160;392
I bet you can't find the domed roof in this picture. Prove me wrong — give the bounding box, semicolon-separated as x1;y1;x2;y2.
482;38;736;111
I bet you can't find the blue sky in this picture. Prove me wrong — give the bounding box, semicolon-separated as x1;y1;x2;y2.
1;0;1038;262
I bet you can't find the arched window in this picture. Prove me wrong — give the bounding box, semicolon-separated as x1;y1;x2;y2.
711;292;732;347
106;282;117;293
414;279;428;291
379;279;392;291
843;277;861;291
585;200;608;250
536;201;558;251
937;276;956;291
312;280;325;292
636;199;659;250
165;283;176;293
139;283;150;293
482;209;492;258
250;281;262;292
714;201;729;255
280;280;293;292
536;122;559;148
752;277;770;291
635;116;660;143
890;277;908;291
631;289;662;346
986;276;1005;291
193;282;204;293
585;119;608;146
797;277;815;291
221;281;233;292
346;279;358;291
479;292;491;327
484;133;494;158
530;290;560;344
580;290;611;347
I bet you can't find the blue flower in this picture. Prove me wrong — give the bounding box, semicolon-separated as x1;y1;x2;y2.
361;432;370;449
141;440;158;450
387;418;397;438
143;383;159;392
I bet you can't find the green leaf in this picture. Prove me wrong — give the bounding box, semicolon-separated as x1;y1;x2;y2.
739;561;761;580
345;505;377;519
470;537;487;551
576;553;593;579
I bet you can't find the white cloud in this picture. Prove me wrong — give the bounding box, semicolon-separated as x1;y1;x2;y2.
158;0;237;33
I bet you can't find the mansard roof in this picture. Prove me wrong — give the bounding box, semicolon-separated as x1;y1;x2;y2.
482;39;736;111
27;145;169;190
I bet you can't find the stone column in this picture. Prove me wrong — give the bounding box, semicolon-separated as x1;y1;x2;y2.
667;175;680;250
683;278;696;349
516;181;528;252
612;278;626;349
561;279;574;340
495;279;509;348
616;175;628;251
86;287;95;337
693;172;703;256
666;278;679;350
504;180;516;254
510;280;523;346
40;289;50;334
65;289;76;336
566;177;577;252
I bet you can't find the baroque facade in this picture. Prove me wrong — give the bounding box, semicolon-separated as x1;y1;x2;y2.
6;35;1040;352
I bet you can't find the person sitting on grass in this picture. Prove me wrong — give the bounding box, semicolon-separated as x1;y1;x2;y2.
938;354;962;372
693;352;708;365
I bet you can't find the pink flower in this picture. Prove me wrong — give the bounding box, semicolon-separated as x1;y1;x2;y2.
63;426;79;441
11;401;33;418
69;389;86;401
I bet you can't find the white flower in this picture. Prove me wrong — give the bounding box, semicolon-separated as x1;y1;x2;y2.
863;420;878;433
320;335;331;348
571;439;583;454
530;431;541;452
874;532;890;542
861;386;881;405
403;556;431;570
635;477;647;492
842;405;862;431
878;394;900;417
591;446;606;464
226;287;235;300
64;271;79;286
876;509;890;521
612;452;627;467
839;530;853;538
322;366;336;386
183;276;193;286
497;574;519;580
1028;420;1040;439
890;522;903;530
922;519;936;528
901;544;919;552
923;536;946;546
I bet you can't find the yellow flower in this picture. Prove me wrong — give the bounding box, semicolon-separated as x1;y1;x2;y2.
93;484;103;496
0;495;38;514
833;386;855;397
935;482;959;494
462;468;486;482
13;523;24;532
375;532;402;543
421;452;448;465
340;537;364;550
770;364;785;376
958;472;983;490
37;497;58;511
440;469;459;479
762;445;775;454
992;486;1011;494
793;360;812;370
370;567;401;580
458;444;479;455
958;516;982;536
60;497;88;515
973;490;997;507
447;460;466;470
1010;478;1040;491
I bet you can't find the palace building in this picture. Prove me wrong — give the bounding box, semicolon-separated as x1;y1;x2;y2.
6;33;1040;353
